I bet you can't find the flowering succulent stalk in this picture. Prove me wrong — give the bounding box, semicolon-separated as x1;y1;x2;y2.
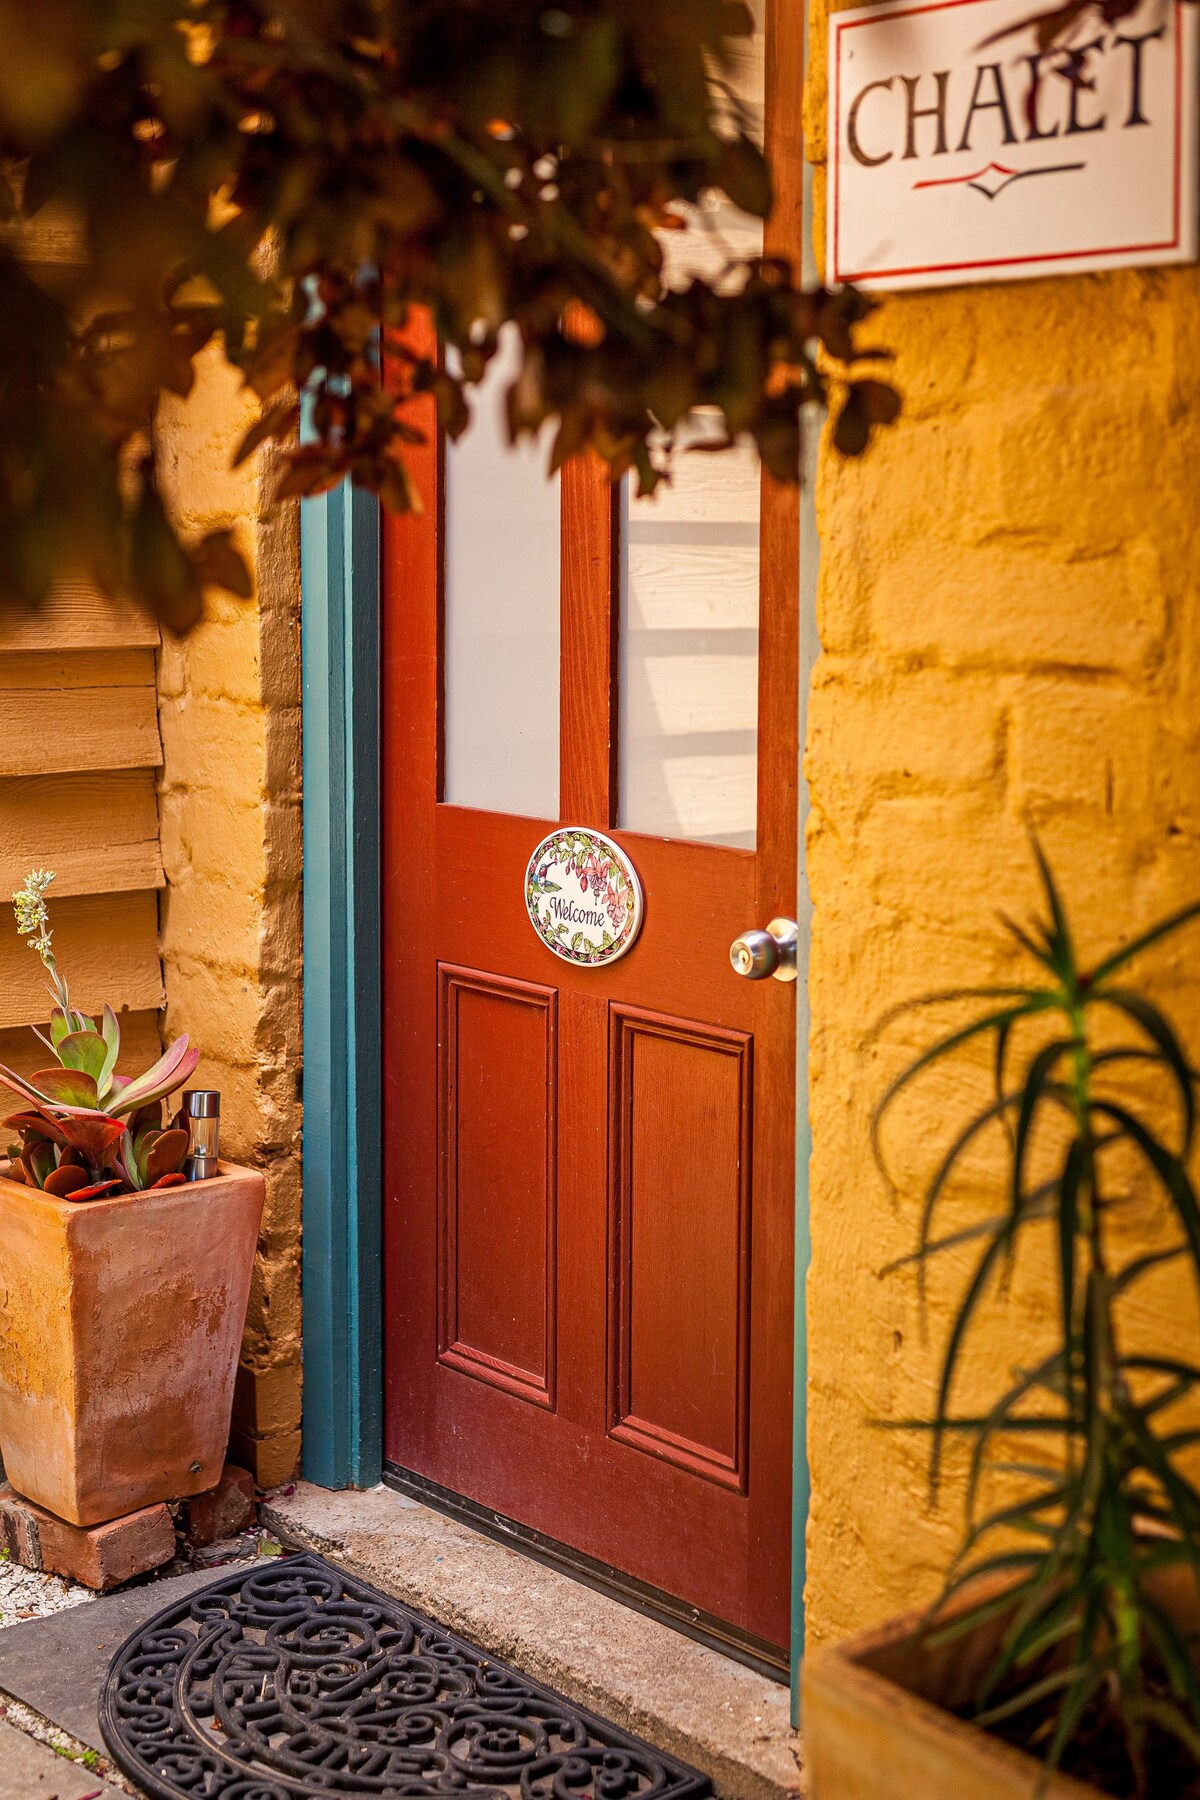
11;870;83;1032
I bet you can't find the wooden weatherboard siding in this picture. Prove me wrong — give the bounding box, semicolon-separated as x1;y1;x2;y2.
0;587;165;1059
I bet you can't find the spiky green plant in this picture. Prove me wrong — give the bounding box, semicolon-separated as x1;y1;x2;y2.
875;846;1200;1797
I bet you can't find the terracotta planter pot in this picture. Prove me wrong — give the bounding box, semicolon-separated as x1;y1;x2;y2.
0;1160;264;1527
801;1581;1194;1800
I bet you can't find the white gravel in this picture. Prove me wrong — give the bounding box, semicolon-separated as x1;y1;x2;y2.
0;1554;94;1629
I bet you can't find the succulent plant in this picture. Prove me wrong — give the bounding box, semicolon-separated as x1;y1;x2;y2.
0;1010;199;1122
2;870;200;1202
3;1112;128;1202
115;1102;190;1193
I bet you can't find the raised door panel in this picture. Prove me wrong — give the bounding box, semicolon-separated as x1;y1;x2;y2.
609;1007;752;1492
438;966;558;1410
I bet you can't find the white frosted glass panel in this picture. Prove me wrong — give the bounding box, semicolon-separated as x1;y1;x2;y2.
444;327;560;819
620;418;761;848
662;4;764;295
619;10;764;848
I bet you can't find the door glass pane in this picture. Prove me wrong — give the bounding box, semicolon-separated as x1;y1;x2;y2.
619;422;760;848
444;326;561;819
618;10;764;849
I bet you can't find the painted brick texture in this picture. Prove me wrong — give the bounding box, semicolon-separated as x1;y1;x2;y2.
156;347;303;1488
804;0;1200;1647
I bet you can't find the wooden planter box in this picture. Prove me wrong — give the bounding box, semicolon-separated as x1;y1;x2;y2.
0;1160;264;1527
803;1592;1136;1800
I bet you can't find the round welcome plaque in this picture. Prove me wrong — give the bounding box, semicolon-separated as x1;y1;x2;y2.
525;827;644;967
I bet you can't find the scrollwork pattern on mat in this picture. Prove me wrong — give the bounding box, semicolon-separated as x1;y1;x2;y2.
100;1552;712;1800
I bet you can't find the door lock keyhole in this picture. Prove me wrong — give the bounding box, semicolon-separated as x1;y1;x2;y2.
729;917;798;982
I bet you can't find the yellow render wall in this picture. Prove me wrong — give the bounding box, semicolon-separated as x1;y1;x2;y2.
156;349;304;1488
804;0;1200;1645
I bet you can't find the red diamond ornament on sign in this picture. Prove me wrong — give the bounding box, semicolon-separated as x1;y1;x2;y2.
525;827;644;967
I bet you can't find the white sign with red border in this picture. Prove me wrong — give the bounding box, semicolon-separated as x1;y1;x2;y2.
828;0;1199;291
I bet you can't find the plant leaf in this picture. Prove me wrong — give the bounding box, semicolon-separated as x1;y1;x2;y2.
43;1163;89;1197
1057;1136;1083;1406
1028;832;1076;984
31;1066;100;1108
931;1225;1014;1488
143;1127;189;1184
872;1003;1047;1179
1114;1243;1187;1293
1094;1100;1200;1280
1089;898;1200;985
98;1004;121;1097
1095;988;1195;1154
1009;1039;1070;1228
66;1178;124;1202
55;1112;129;1167
3;1110;68;1147
714;133;772;217
105;1036;199;1117
56;1030;110;1084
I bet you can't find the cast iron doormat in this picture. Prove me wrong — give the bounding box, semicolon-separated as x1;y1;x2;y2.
99;1550;714;1800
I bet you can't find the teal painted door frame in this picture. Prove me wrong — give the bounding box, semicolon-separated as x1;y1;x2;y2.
300;479;384;1490
299;471;815;1685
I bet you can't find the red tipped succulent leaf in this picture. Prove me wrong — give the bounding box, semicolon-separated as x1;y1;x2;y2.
0;1059;69;1112
55;1112;129;1166
3;1111;69;1147
32;1067;101;1109
98;1005;121;1093
143;1128;189;1185
56;1031;110;1084
21;1139;55;1188
44;1163;89;1197
115;1128;137;1189
128;1100;164;1138
148;1172;188;1189
107;1035;199;1117
68;1178;124;1202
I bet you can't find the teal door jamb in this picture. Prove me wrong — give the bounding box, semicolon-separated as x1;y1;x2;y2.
300;478;383;1489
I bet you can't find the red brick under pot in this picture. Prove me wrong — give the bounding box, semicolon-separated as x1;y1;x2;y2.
0;1481;175;1590
179;1460;257;1549
0;1162;264;1528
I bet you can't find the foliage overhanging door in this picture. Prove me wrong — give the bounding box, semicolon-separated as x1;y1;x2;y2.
381;0;799;1660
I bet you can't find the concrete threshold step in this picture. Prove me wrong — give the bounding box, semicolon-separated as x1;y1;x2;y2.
262;1479;803;1800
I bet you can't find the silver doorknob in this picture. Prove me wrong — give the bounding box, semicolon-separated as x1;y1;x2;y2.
729;917;798;982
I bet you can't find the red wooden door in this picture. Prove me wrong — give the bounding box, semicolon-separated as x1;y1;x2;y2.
382;1;799;1666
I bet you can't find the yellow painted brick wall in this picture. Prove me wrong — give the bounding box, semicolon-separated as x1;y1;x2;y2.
804;0;1200;1647
156;349;304;1488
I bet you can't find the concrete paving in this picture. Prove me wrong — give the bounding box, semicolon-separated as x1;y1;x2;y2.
0;1719;124;1800
263;1480;804;1800
0;1564;246;1752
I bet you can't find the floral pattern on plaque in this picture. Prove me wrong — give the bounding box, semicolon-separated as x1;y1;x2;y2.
525;828;644;967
